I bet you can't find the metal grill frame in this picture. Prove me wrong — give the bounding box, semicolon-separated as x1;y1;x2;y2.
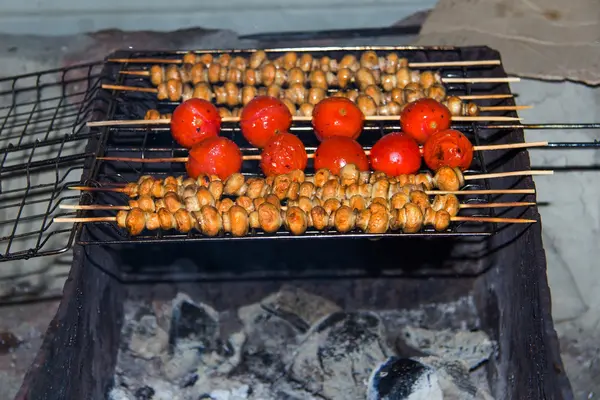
75;45;531;245
0;45;550;260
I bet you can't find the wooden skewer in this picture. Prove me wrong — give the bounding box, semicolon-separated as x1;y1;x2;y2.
441;77;520;83
59;201;536;212
451;216;536;224
464;170;553;180
95;139;548;162
67;185;535;196
453;94;513;100
52;215;535;224
110;77;515;102
87;112;523;128
109;58;502;68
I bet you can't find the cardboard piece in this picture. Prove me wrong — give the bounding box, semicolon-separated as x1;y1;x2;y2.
414;0;600;85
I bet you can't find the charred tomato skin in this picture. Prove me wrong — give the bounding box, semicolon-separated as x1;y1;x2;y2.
400;98;452;144
369;132;422;176
186;136;242;180
314;136;369;175
260;132;308;176
423;129;474;171
312;97;365;141
240;96;293;148
170;98;221;149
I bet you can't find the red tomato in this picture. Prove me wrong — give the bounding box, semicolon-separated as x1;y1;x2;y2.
400;98;451;144
186;136;242;180
170;98;221;149
240;96;293;148
423;129;474;171
260;132;308;176
314;136;369;175
369;132;422;176
312;97;365;141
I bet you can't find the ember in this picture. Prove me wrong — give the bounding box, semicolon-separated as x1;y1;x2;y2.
109;287;495;400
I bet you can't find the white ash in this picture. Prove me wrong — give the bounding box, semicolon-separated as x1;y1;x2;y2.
109;287;496;400
400;326;497;370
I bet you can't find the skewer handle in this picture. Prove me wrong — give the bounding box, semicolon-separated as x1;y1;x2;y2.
465;170;553;181
59;204;130;211
426;189;535;195
441;77;520;83
451;216;536;224
473;142;548;151
53;217;116;223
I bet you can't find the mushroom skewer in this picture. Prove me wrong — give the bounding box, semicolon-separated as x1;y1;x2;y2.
68;165;549;199
120;59;513;92
54;202;536;237
110;50;501;71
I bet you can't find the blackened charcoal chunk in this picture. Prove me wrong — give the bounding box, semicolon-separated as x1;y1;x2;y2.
367;357;443;400
181;372;199;388
416;356;494;400
289;311;391;400
237;302;300;381
260;285;342;332
401;327;496;370
134;386;155;400
169;294;220;352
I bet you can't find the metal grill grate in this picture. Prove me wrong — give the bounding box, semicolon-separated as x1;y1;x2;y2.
4;46;597;260
75;46;529;244
0;63;106;261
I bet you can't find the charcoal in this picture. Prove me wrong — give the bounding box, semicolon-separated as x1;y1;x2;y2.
289;311;392;400
181;372;199;388
401;326;496;369
129;315;169;360
134;385;155;400
169;294;220;352
0;331;21;354
366;357;443;400
259;285;343;332
417;357;494;400
237;301;301;381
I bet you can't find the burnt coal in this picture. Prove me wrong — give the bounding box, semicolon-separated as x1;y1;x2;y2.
109;287;495;400
169;294;220;352
367;357;443;399
289;311;391;399
133;386;156;400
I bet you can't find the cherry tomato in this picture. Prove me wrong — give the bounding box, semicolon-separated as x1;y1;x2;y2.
400;98;451;144
423;129;474;171
240;96;293;148
369;132;422;176
260;132;308;176
312;97;365;141
186;136;242;180
170;98;221;149
314;136;369;175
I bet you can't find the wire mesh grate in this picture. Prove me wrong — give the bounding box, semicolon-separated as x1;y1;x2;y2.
68;46;535;244
0;62;107;261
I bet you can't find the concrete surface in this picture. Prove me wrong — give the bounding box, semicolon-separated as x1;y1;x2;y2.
0;28;598;399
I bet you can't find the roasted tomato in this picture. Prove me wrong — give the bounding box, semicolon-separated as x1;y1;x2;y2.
170;98;221;149
423;129;474;171
314;136;369;175
312;97;365;141
369;132;422;176
186;136;242;180
400;98;451;144
260;132;308;176
240;96;293;148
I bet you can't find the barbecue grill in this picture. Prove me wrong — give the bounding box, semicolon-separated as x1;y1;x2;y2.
1;43;597;400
